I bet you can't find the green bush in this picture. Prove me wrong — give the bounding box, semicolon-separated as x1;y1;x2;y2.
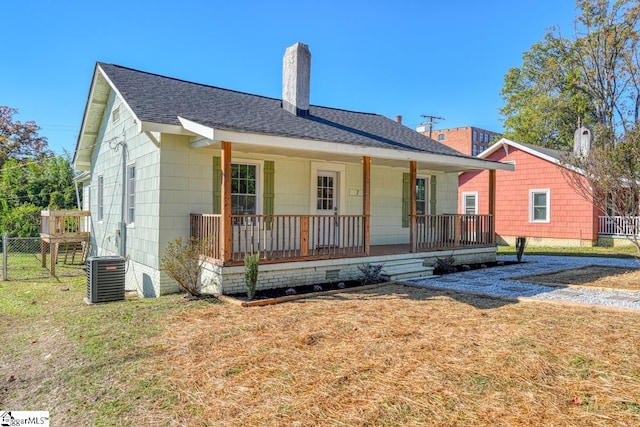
244;252;259;300
0;203;41;237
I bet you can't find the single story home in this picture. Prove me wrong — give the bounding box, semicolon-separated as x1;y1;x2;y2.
73;42;513;297
458;127;607;247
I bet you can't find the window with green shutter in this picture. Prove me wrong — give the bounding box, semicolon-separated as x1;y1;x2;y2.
402;173;435;227
212;157;273;218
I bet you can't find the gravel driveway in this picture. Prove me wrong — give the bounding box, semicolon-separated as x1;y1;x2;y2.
402;255;640;310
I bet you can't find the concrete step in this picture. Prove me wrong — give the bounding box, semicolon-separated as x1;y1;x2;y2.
373;258;427;269
366;258;434;282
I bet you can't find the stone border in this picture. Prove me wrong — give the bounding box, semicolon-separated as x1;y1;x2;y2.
214;283;387;307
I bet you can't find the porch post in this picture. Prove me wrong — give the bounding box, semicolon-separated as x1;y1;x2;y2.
409;160;417;252
362;156;371;255
488;169;496;245
220;141;233;263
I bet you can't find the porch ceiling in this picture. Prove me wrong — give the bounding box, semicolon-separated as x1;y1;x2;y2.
182;122;514;173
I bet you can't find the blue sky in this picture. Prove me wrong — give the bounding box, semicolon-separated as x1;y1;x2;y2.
2;0;577;156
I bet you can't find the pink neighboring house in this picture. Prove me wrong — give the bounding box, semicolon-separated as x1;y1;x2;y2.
458;134;602;247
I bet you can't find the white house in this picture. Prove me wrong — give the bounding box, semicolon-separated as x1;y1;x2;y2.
73;42;513;297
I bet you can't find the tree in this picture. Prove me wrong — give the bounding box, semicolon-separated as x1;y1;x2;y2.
0;203;42;238
500;32;596;150
563;124;640;253
500;0;640;148
0;106;51;169
0;155;77;237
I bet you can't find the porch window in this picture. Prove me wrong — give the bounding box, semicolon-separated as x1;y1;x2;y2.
231;163;257;215
97;175;104;222
127;165;135;224
463;192;478;215
529;189;550;223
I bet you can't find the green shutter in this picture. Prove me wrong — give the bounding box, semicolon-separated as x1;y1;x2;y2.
263;161;274;230
430;175;437;214
212;157;222;214
402;172;410;228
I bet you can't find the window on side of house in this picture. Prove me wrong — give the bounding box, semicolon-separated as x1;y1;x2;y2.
438;133;445;141
112;106;120;123
231;163;258;216
529;189;550;222
97;175;104;222
463;192;478;215
127;164;135;224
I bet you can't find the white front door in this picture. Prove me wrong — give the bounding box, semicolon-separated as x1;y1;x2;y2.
316;171;338;247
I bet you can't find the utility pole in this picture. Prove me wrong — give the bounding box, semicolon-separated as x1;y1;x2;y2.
420;114;445;139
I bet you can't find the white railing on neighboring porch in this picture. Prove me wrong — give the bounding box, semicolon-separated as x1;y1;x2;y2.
598;216;640;237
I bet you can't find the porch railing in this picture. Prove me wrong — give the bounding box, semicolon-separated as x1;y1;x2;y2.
191;214;365;262
416;214;494;250
40;210;90;239
598;216;640;237
191;213;495;263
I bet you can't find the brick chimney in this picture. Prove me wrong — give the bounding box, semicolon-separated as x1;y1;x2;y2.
282;42;311;116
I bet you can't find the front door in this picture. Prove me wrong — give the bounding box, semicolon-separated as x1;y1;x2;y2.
316;171;338;247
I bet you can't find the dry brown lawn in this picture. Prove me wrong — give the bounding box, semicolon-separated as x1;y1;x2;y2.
133;284;640;426
514;265;640;291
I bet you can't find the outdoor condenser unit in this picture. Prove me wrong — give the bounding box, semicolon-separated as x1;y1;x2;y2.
86;256;126;304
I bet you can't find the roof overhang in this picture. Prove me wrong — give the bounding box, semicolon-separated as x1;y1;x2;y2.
480;137;583;175
178;117;514;173
73;64;147;171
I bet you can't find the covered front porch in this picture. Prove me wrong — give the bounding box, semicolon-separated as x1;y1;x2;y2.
183;134;509;295
189;141;500;267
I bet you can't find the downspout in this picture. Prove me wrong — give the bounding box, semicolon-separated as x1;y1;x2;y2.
119;141;127;258
74;181;81;210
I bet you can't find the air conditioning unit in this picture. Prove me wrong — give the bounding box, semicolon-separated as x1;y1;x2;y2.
86;256;126;304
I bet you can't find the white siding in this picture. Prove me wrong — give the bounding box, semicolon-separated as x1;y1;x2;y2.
88;91;162;295
435;172;458;215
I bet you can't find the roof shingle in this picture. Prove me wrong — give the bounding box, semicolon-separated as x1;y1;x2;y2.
99;62;469;158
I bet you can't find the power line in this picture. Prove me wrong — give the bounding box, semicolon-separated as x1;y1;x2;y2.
419;114;445;139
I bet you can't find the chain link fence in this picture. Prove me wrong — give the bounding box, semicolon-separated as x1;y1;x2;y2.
2;235;86;281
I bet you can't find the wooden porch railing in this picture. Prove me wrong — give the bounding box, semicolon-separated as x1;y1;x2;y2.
416;214;494;250
190;214;366;263
40;210;91;276
40;209;90;239
191;213;495;263
598;216;640;237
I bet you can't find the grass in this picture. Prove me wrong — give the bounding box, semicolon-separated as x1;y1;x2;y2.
0;273;214;426
497;244;638;258
2;260;640;426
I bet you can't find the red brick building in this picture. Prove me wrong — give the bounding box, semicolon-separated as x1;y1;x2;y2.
418;126;499;156
458;137;601;247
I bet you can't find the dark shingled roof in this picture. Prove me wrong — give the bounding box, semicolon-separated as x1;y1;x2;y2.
514;141;568;161
98;63;469;158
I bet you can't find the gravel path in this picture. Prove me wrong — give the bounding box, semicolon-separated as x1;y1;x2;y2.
401;255;640;310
